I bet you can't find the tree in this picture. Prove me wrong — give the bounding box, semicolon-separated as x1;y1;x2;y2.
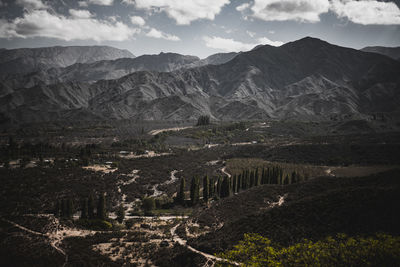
217;177;223;197
67;198;74;219
54;200;61;217
232;174;237;193
255;168;260;186
203;176;210;202
283;174;289;185
116;205;125;224
177;177;186;205
221;176;232;198
97;193;107;220
88;194;95;219
142;197;155;214
61;199;66;218
81;198;88;219
196;115;210;126
190;177;200;206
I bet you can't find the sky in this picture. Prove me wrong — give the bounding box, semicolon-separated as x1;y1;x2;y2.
0;0;399;58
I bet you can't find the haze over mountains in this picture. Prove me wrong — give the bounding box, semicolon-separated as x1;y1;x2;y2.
0;37;399;124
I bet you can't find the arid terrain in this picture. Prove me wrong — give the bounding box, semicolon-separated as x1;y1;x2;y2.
1;117;400;266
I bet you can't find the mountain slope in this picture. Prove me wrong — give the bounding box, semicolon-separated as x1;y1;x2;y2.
1;37;400;123
55;52;200;82
0;46;134;75
190;170;400;253
361;46;400;61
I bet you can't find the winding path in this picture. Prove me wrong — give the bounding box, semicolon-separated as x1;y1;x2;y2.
170;224;240;266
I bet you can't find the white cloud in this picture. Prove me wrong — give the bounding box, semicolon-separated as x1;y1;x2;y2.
203;35;284;52
78;1;88;7
330;0;400;25
130;16;146;26
203;36;257;52
236;3;250;11
146;28;180;41
0;9;138;41
250;0;330;22
69;9;93;19
88;0;114;6
258;37;284;46
131;0;230;25
16;0;47;10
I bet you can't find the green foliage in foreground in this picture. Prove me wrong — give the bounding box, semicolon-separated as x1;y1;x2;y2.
217;233;400;266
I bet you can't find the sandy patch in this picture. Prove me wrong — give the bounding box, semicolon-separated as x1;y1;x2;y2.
82;164;117;173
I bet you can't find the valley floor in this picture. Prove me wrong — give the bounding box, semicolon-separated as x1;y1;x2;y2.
1;119;400;266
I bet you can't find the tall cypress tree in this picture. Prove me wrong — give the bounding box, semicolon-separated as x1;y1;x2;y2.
291;171;297;184
190;177;200;206
217;177;222;197
221;176;231;198
232;174;237;193
67;198;73;219
255;168;260;186
88;194;95;219
178;177;186;205
284;174;289;185
209;177;215;198
203;175;210;202
81;198;88;219
61;199;67;218
55;200;61;217
97;193;107;220
116;205;125;224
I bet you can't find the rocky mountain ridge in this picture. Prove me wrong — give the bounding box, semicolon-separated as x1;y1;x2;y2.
1;37;399;124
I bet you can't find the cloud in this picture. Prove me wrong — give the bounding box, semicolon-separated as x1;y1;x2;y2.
0;9;138;41
203;36;255;52
257;37;284;46
146;28;180;41
236;3;250;11
203;35;284;52
78;1;88;7
130;0;230;25
130;16;146;26
330;0;400;25
248;0;330;23
69;9;93;19
16;0;47;10
88;0;114;6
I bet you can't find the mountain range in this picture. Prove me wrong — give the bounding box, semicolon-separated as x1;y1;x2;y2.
1;37;399;124
0;45;135;75
361;46;400;61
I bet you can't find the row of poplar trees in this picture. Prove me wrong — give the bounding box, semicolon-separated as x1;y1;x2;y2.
177;166;305;206
55;193;107;220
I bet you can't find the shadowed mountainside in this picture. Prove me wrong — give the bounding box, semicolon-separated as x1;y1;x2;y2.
1;37;399;123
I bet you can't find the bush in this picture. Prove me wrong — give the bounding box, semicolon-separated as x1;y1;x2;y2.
217;233;400;266
142;197;155;213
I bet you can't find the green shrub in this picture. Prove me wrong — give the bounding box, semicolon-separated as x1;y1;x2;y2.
76;219;112;230
217;233;400;266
